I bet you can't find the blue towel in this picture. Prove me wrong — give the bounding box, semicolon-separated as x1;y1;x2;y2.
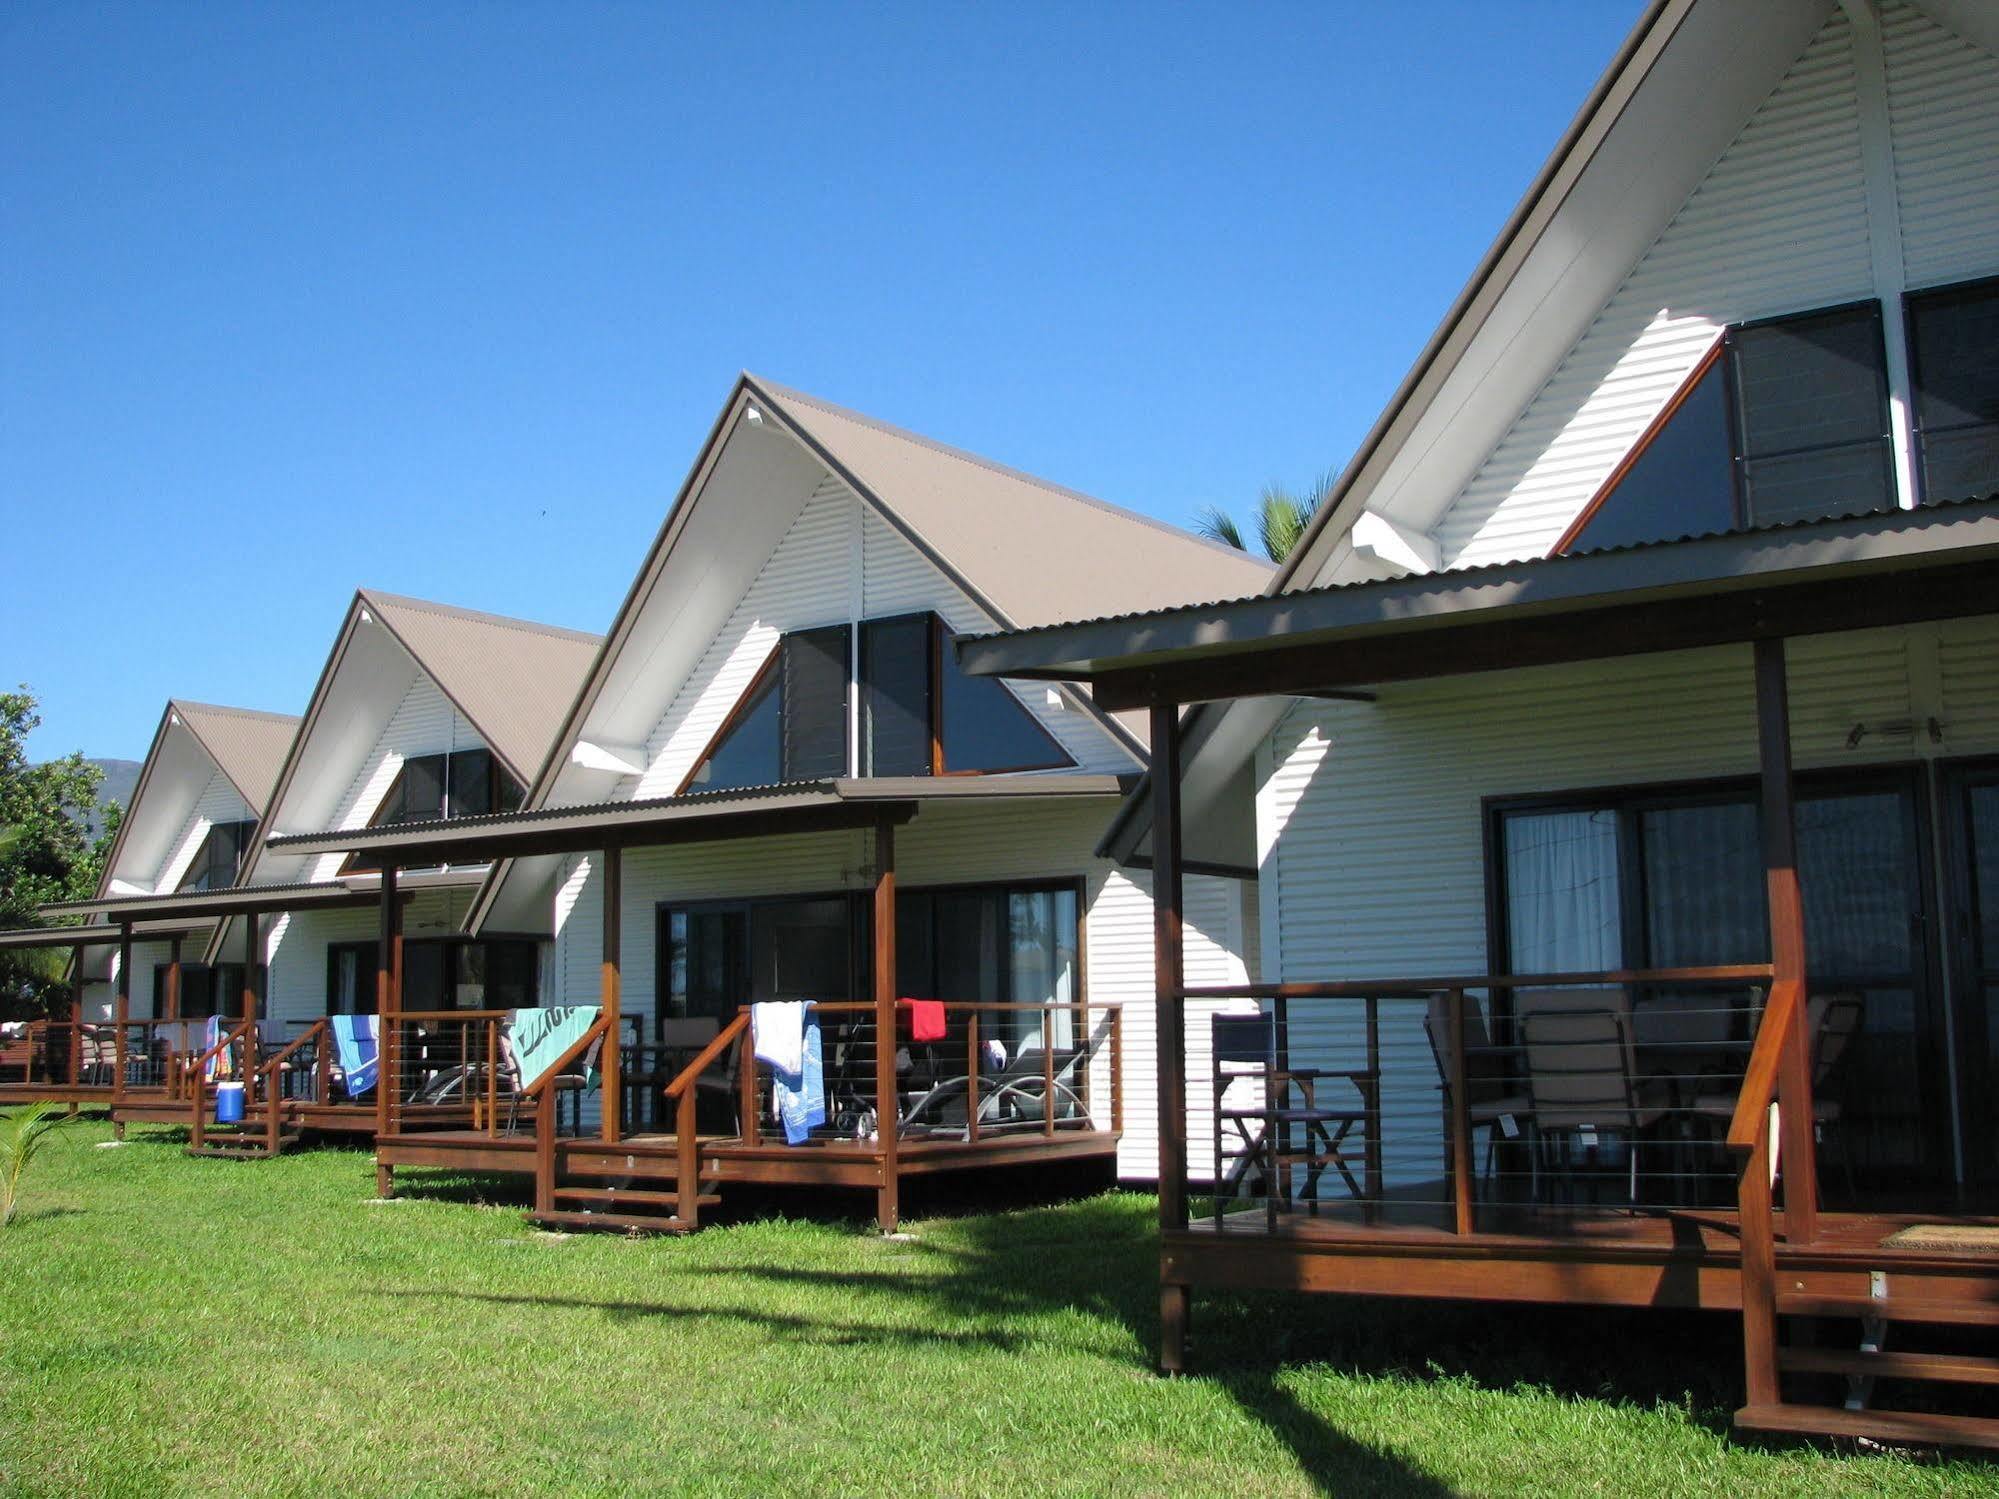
774;1012;826;1146
330;1014;379;1097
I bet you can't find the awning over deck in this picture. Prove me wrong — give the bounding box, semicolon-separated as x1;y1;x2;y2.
261;774;1128;864
956;496;1999;709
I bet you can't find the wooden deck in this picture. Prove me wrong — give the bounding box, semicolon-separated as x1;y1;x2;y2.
377;1125;1121;1188
1168;1205;1999;1315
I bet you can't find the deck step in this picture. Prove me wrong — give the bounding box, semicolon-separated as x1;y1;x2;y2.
551;1186;719;1210
1775;1293;1999;1328
531;1209;689;1235
1736;1403;1999;1451
1777;1347;1999;1386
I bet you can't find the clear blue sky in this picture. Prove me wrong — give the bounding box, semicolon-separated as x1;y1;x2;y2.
2;1;1639;763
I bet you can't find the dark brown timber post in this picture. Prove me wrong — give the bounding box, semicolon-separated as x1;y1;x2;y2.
1754;638;1817;1242
165;936;183;1099
1446;987;1474;1234
112;923;133;1136
68;945;84;1101
240;910;260;1107
1151;701;1190;1373
374;864;398;1197
600;845;622;1143
166;937;182;1021
873;813;900;1234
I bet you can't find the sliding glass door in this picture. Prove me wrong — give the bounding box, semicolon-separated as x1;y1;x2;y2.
1944;761;1999;1194
1493;769;1943;1196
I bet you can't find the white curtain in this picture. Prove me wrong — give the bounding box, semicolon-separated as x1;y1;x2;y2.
1010;889;1077;1050
1503;811;1622;973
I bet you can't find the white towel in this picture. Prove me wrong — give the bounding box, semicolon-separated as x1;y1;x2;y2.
751;1001;805;1076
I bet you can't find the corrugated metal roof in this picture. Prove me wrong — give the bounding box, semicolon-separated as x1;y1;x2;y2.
958;496;1999;666
749;377;1276;632
170;701;300;813
270;773;1127;858
358;589;602;784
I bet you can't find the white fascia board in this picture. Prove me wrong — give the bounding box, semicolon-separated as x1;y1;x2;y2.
1348;510;1441;578
570;739;649;776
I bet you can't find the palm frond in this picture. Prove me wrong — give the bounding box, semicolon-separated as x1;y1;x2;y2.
1192;505;1247;552
0;1102;67;1226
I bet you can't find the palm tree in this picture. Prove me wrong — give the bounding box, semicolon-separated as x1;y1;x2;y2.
1193;470;1337;563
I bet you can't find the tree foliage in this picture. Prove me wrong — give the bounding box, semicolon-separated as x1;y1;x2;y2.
1192;469;1338;564
0;689;113;1017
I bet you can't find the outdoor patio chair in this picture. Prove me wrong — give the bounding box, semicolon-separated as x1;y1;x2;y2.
1686;989;1864;1199
1422;992;1533;1197
1210;1011;1377;1228
653;1016;741;1135
1517;997;1669;1209
898;1040;1090;1139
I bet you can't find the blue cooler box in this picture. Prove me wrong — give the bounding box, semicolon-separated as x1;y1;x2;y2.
214;1081;245;1123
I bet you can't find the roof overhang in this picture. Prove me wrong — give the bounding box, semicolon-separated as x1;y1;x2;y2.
0;922;198;951
958;502;1999;711
267;775;1130;866
41;880;440;925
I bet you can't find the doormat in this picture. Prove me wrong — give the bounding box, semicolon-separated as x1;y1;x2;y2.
1880;1223;1999;1253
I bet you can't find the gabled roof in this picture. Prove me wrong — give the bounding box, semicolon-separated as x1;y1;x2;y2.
91;698;301;901
749;377;1273;633
233;588;600;923
355;589;602;785
466;373;1271;931
169;701;299;813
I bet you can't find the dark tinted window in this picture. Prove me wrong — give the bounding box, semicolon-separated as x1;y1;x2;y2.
1730;305;1893;525
1565;357;1737;552
780;625;850;781
177;819;254;892
327;941;379;1014
389;754;447;824
862;614;934;775
689;669;780;792
939;648;1069;773
1909;278;1999;504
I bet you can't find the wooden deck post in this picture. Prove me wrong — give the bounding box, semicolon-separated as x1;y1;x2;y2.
874;813;900;1234
1446;988;1474;1234
1151;701;1191;1374
374;865;398;1197
601;845;622;1143
113;923;132;1136
69;944;84;1097
166;937;182;1022
241;909;260;1106
1754;638;1818;1243
165;936;183;1099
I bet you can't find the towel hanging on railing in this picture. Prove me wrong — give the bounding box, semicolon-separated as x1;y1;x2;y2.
900;997;947;1044
757;1002;825;1146
329;1014;379;1097
751;1001;805;1075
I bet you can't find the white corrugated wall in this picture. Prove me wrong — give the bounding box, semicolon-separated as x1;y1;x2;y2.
305;676;482;883
1431;2;1999;568
544;797;1241;1181
632;476;857;799
264;887;466;1027
1437;9;1875;567
1883;0;1999;289
627;474;1138;799
153;771;256;893
1255;619;1999;1185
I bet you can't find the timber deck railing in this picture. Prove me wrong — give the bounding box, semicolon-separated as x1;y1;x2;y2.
185;1021;255;1150
1175;965;1785;1236
716;999;1123;1150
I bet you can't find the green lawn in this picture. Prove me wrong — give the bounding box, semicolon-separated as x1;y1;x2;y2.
0;1121;1991;1497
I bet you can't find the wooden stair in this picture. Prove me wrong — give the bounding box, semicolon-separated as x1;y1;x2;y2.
186;1115;302;1160
1734;1289;1999;1451
530;1135;724;1234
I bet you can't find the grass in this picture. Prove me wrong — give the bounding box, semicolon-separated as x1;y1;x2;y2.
0;1121;1993;1497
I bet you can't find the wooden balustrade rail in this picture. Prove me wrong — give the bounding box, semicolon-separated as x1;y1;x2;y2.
523;1013;614;1218
667;1012;750;1230
186;1022;254;1150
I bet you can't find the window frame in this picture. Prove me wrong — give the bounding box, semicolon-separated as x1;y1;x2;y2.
1903;272;1999;506
1556;297;1898;555
176;818;256;893
341;747;524;873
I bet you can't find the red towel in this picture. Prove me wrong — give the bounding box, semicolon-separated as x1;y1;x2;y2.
901;997;947;1043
